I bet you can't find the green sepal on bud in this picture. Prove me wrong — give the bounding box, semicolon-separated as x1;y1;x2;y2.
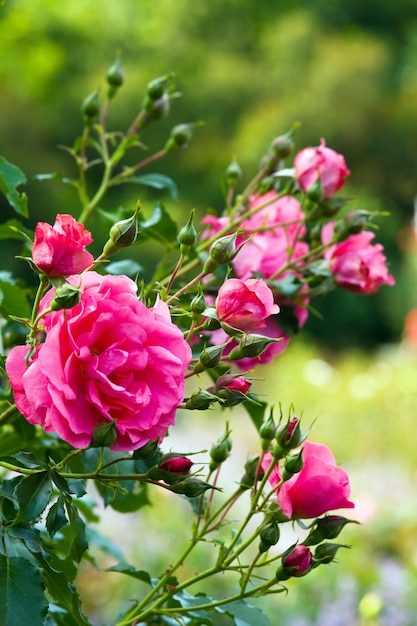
203;233;241;273
50;283;81;311
106;55;125;99
275;416;303;454
239;455;262;490
165;123;195;153
312;542;350;566
271;132;295;159
190;287;206;317
81;89;100;125
132;439;161;460
193;345;223;374
303;516;358;547
102;206;139;257
90;420;117;448
178;208;197;252
260;409;276;450
145;74;174;101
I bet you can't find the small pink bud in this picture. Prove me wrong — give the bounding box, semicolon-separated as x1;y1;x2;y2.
158;455;193;475
277;545;313;580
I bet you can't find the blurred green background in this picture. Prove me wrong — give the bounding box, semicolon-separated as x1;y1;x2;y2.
1;1;417;624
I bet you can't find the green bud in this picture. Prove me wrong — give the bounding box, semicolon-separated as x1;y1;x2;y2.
225;158;243;188
259;410;276;445
228;334;281;360
165;123;194;153
239;455;262;490
185;389;218;410
190;288;206;316
193;345;223;374
144;93;170;120
209;428;232;469
90;420;117;448
304;516;357;547
271;133;295;159
169;477;215;498
102;209;139;257
178;209;197;250
282;449;304;481
106;56;124;98
203;233;238;273
81;89;100;124
258;518;280;552
50;283;81;311
313;542;350;565
275;417;303;452
146;74;173;100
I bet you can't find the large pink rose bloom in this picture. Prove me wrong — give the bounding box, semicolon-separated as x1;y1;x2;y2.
216;278;279;332
294;139;350;197
322;222;395;294
6;272;192;452
32;214;94;276
262;442;354;519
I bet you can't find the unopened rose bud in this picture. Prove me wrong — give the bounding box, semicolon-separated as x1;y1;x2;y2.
282;449;304;481
276;545;313;580
239;455;262;490
313;541;349;565
225;158;243;188
106;56;124;98
258;517;280;553
178;209;197;251
90;420;117;448
185;389;218;410
146;74;173;101
158;455;193;475
102;210;139;257
209;426;232;470
190;289;206;317
228;334;281;360
303;515;357;546
203;233;240;273
271;133;295;159
275;417;303;452
50;283;81;311
192;345;224;374
169;477;215;497
145;93;170;121
165;123;194;153
81;89;100;125
259;410;276;448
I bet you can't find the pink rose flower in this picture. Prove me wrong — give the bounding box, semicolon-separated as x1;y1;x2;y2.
32;214;94;276
262;442;354;519
215;278;279;332
6;272;192;452
294;139;350;197
322;222;395;294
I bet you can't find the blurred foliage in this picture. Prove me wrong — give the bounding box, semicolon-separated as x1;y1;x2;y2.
1;0;417;347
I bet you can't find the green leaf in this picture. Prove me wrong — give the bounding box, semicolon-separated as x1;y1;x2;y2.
33;552;92;626
139;202;178;244
0;555;47;626
47;495;68;538
0;157;28;217
15;471;53;522
106;259;144;277
66;502;88;563
242;398;268;432
0;275;31;319
0;219;33;242
0;451;48;470
106;562;152;584
217;599;271;626
129;173;178;199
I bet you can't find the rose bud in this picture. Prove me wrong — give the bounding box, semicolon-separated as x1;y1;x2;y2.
158;455;193;475
276;545;313;580
216;278;279;333
294;139;350;197
313;541;350;565
169;477;217;498
275;416;303;452
303;515;358;546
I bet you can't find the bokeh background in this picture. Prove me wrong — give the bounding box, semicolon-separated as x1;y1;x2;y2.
1;1;417;624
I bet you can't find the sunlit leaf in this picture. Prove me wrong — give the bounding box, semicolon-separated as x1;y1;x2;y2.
0;157;28;217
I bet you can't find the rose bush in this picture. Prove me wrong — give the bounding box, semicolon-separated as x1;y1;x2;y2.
32;213;94;276
262;442;355;519
6;271;192;451
322;222;396;294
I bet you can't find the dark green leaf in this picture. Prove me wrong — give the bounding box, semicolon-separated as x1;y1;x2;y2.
217;599;271;626
15;471;52;522
66;503;88;563
0;278;31;319
47;496;68;537
51;471;71;494
0;451;48;470
129;173;178;199
0;555;47;626
66;479;87;498
0;157;28;217
170;590;213;624
0;220;33;242
33;552;92;626
139;202;178;244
